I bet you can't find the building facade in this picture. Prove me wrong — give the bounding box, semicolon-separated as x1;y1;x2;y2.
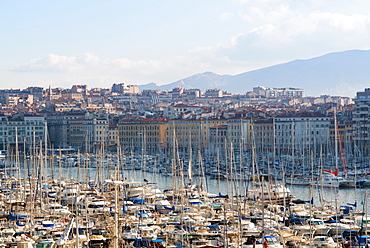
253;86;304;98
0;114;46;152
353;88;370;151
253;119;274;152
274;112;331;154
118;118;168;154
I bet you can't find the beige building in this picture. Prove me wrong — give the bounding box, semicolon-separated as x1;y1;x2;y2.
118;118;168;154
167;118;227;154
108;124;119;151
205;89;223;98
209;125;228;154
226;117;254;152
61;92;84;101
253;119;274;152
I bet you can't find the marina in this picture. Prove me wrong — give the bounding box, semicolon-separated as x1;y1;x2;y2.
3;0;370;246
0;152;369;248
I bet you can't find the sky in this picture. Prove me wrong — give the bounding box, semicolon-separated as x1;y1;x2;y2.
2;0;370;90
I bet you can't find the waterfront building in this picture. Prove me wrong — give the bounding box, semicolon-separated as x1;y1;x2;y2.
3;114;46;152
274;112;331;154
167;119;202;154
353;88;370;152
329;119;355;154
47;112;86;149
202;118;228;154
107;124;118;151
68;116;109;152
253;119;274;152
167;117;227;155
118;118;168;154
209;125;228;154
226;116;254;152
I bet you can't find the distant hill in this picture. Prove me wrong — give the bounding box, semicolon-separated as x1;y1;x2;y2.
139;50;370;97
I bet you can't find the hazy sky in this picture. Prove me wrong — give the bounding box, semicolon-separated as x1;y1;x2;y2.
2;0;370;89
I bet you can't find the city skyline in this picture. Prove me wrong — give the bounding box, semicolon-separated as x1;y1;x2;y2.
2;1;370;90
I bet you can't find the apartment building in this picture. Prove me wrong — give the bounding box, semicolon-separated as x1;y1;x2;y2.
253;119;274;152
167;117;227;154
118;118;168;154
47;112;86;149
274;112;331;153
205;89;223;98
353;88;370;150
226;117;254;152
209;125;228;154
163;104;203;119
69;117;109;152
0;114;46;152
253;86;304;98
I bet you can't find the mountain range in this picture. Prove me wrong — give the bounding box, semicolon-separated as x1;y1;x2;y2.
138;50;370;97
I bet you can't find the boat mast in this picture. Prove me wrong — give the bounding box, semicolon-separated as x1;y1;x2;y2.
334;108;339;177
188;133;192;183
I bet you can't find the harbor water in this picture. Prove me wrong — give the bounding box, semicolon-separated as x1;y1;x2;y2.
9;164;369;213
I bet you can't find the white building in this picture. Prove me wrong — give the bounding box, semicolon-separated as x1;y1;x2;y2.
353;88;370;147
0;114;46;151
163;104;202;119
274;112;331;153
253;86;304;98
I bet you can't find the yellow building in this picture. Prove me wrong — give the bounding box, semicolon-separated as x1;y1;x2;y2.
226;117;254;151
167;118;227;153
61;92;84;101
118;118;168;153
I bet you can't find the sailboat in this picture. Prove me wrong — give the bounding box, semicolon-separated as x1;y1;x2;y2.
311;168;342;188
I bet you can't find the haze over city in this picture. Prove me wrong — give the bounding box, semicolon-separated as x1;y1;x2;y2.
2;0;370;93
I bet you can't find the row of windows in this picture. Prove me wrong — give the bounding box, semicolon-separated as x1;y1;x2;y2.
6;121;44;125
121;138;159;142
255;138;273;143
210;138;228;142
255;126;273;130
120;131;159;136
277;124;329;129
276;137;325;143
276;130;324;136
210;131;227;136
6;137;43;142
6;126;44;130
276;118;329;121
357;95;370;99
120;126;160;131
95;125;107;129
